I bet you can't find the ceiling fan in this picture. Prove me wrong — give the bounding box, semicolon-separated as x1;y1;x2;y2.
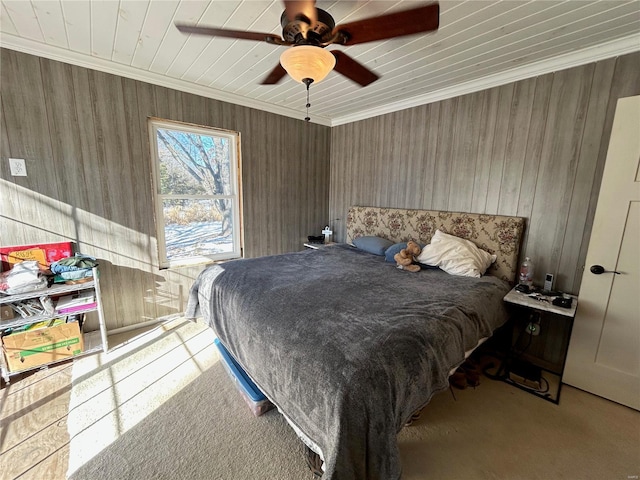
175;1;440;88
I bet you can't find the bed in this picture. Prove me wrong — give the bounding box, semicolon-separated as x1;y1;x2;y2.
185;206;525;480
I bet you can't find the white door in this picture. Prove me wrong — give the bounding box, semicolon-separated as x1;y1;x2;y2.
563;95;640;410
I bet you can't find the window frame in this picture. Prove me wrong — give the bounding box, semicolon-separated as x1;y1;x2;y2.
148;117;243;269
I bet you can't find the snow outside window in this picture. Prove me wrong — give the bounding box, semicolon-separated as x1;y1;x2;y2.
148;118;242;268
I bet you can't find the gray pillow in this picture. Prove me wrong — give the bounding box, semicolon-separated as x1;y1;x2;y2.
353;236;394;256
384;242;429;263
384;242;408;263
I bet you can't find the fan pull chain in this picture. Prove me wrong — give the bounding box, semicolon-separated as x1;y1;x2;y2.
303;78;313;122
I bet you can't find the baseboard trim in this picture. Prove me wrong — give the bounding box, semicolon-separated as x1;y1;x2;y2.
107;314;185;336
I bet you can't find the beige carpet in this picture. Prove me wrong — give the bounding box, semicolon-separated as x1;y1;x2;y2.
66;319;639;480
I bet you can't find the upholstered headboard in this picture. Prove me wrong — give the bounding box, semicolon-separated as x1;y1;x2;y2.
346;206;525;284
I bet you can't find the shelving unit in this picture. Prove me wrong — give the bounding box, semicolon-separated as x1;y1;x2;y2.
0;266;108;383
488;287;578;404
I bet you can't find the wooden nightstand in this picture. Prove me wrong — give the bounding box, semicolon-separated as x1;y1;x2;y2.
492;287;578;404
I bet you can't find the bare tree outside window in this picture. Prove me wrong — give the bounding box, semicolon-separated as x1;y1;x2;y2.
148;119;242;268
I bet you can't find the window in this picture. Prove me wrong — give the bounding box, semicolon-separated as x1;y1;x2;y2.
148;118;242;268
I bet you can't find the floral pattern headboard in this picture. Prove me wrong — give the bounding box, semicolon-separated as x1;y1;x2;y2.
346;206;525;284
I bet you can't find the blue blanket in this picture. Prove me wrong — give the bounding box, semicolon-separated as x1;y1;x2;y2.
185;244;510;479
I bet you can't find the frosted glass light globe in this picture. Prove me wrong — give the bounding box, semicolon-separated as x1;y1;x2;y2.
279;46;336;84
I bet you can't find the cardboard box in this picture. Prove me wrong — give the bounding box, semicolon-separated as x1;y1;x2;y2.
2;321;83;372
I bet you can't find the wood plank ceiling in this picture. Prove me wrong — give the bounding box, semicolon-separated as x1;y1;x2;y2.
1;0;639;126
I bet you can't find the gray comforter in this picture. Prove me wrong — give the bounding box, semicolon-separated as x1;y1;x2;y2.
185;244;510;480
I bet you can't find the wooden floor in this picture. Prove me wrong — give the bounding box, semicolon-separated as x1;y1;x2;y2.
1;322;165;480
1;361;73;480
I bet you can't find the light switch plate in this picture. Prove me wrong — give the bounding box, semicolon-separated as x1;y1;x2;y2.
9;158;27;176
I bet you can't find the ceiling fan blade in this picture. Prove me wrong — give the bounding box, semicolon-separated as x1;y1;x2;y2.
330;51;379;87
284;0;317;26
333;3;439;46
175;23;286;44
261;63;288;85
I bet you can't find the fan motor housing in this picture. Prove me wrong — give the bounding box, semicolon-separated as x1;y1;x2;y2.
281;8;335;45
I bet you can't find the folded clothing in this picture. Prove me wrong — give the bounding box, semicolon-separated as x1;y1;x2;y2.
50;254;98;274
0;261;47;295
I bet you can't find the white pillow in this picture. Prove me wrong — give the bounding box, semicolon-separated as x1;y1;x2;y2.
416;230;496;278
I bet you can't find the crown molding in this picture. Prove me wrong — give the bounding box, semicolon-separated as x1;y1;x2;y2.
330;33;640;126
2;32;638;128
0;33;333;127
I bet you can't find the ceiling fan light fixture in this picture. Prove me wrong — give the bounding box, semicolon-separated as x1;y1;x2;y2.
279;45;336;84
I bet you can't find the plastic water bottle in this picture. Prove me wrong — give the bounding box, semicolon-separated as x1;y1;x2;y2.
519;257;534;286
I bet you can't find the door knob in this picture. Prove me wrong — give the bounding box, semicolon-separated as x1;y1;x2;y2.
590;265;621;275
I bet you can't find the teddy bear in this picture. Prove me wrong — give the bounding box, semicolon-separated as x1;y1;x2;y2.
394;240;422;272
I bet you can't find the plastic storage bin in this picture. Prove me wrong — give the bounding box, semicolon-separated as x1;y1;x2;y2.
214;338;274;416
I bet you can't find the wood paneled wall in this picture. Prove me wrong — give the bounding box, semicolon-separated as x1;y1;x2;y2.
0;49;330;331
330;52;640;294
1;47;638;334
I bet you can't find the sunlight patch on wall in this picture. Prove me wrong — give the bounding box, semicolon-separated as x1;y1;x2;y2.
1;179;158;271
